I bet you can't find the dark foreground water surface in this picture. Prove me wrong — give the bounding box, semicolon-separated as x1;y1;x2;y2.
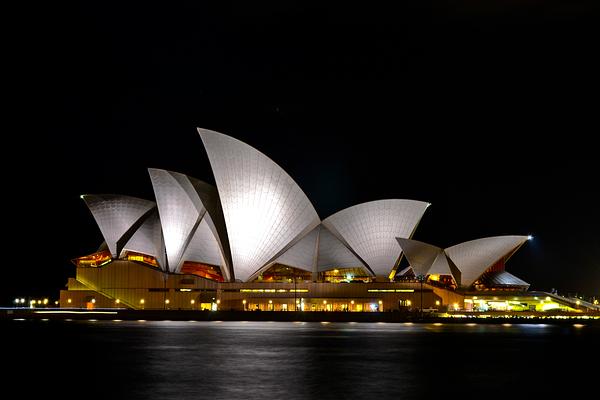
3;320;597;400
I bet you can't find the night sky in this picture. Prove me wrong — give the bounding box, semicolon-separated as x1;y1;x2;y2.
6;1;598;304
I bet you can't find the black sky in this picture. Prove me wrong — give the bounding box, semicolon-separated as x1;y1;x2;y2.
5;1;599;303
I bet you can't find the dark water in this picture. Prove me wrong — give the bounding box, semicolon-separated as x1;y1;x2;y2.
3;320;597;399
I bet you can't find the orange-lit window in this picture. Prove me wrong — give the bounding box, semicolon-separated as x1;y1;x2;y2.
181;261;224;282
71;250;112;268
124;251;159;268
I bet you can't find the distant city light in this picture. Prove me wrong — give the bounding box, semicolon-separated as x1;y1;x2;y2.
527;235;534;241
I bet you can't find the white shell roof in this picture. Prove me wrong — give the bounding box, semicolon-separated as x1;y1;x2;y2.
121;210;166;269
82;194;156;257
199;128;321;282
444;235;529;287
274;227;319;272
179;216;225;273
396;238;441;277
317;226;369;273
322;199;430;277
149;169;206;273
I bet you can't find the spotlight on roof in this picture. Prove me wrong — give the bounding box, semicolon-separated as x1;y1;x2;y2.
527;235;534;241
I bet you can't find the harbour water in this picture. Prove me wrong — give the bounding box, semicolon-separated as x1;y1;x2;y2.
4;320;596;399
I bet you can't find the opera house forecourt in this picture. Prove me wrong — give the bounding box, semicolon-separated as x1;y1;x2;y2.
61;129;599;317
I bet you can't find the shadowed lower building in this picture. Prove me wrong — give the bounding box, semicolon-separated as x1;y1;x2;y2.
62;129;595;314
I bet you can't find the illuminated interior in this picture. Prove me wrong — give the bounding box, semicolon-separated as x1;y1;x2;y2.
255;264;312;282
180;261;224;282
71;250;112;268
123;251;159;268
320;268;372;283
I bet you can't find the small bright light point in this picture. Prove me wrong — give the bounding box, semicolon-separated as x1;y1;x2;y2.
406;300;411;306
115;299;120;304
67;299;72;304
43;298;48;305
435;300;440;306
140;299;145;304
527;235;533;241
323;300;327;304
191;299;196;304
80;195;85;199
91;299;96;304
545;296;551;301
350;300;354;304
573;324;584;328
165;299;170;304
378;300;383;304
268;300;273;304
216;299;220;304
502;323;512;327
576;300;580;305
20;298;25;303
242;299;246;304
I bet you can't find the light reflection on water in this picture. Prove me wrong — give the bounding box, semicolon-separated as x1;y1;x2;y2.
4;320;596;400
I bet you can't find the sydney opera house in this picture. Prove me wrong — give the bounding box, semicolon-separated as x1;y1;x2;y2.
60;129;590;314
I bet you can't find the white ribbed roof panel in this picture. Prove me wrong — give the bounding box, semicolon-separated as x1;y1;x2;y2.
121;210;166;270
429;252;453;276
317;226;367;273
323;199;429;277
444;235;529;287
149;169;206;272
396;238;440;277
274;227;319;272
179;216;224;272
199;128;321;282
82;194;155;257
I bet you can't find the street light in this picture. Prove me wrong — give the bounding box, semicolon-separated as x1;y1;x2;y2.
416;274;426;318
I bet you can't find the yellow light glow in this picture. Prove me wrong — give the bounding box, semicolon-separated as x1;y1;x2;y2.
545;296;551;301
323;300;327;304
268;300;273;304
37;300;41;304
473;296;478;300
216;299;221;304
333;269;339;274
433;323;442;326
165;299;170;304
503;323;512;327
435;300;440;306
396;289;414;293
67;299;72;304
406;300;411;306
429;274;439;281
594;299;598;305
191;300;195;304
140;299;145;304
54;301;58;305
576;300;580;305
378;300;383;304
453;303;459;309
242;300;246;304
573;324;584;328
91;299;96;304
350;300;354;304
115;299;120;304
